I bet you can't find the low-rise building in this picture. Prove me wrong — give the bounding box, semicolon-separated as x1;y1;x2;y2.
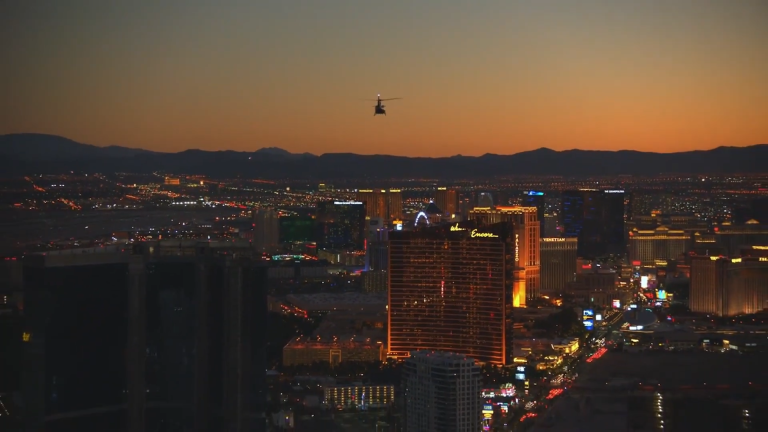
283;337;385;366
324;384;395;409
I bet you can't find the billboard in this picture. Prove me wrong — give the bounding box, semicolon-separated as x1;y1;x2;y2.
596;314;603;321
640;276;649;289
483;404;494;419
583;320;594;330
612;299;621;308
657;289;667;300
583;309;594;317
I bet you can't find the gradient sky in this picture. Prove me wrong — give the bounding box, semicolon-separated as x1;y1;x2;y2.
2;0;767;156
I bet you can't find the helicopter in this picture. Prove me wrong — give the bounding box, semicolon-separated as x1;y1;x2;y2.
368;94;402;116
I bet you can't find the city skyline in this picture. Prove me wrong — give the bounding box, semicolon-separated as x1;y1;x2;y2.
2;0;768;157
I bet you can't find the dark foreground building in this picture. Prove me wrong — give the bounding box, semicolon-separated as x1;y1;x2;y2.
20;244;268;432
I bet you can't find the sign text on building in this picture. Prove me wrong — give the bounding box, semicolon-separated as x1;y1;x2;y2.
471;229;499;238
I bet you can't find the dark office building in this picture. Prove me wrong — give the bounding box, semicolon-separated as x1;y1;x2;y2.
476;192;495;208
561;189;626;259
316;200;366;250
540;238;578;295
20;246;269;432
733;197;768;225
388;221;516;365
279;215;316;243
524;191;546;237
21;252;137;432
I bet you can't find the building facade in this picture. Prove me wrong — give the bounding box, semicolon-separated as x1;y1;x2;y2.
435;187;459;216
690;255;768;316
20;245;269;432
402;351;481;432
356;189;403;221
388;221;515;365
252;208;280;252
540;238;578;295
468;206;541;300
324;385;395;409
561;189;625;259
628;226;689;267
316;200;366;250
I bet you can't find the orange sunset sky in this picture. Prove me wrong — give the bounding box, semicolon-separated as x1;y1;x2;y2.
1;0;767;157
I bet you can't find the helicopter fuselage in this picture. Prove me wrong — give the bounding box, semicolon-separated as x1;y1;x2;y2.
374;104;386;116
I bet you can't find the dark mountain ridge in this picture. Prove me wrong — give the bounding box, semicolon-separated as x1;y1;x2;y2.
1;133;767;179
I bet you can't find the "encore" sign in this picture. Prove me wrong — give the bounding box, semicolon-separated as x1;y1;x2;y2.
471;229;498;238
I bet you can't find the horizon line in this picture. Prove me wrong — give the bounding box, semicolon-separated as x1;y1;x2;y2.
1;132;766;159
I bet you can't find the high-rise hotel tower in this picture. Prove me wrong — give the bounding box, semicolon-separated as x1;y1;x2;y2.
388;221;516;365
468;206;540;301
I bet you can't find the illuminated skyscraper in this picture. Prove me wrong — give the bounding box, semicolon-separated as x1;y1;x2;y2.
435;187;459;216
402;351;481;432
561;189;625;259
356;190;387;220
628;227;689;267
356;189;403;221
388;222;515;365
387;189;403;220
690;253;768;316
316;200;366;250
468;207;540;301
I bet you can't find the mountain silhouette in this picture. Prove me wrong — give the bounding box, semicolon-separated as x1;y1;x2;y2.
1;133;767;179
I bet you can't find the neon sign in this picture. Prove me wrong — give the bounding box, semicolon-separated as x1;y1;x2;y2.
333;201;362;205
471;229;498;238
527;191;544;196
542;238;565;242
515;234;519;262
450;223;466;231
604;190;624;193
414;211;430;226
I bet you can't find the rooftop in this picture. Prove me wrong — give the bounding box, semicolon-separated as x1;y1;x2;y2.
408;350;477;364
286;292;387;311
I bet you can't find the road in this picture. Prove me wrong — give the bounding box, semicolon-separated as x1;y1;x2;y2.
516;309;625;431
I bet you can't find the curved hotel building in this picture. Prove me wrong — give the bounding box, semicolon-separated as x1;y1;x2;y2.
388;221;516;365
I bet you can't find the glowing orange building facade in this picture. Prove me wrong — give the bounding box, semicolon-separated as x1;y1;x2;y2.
388;221;515;365
469;206;540;302
435;187;459;215
356;189;403;221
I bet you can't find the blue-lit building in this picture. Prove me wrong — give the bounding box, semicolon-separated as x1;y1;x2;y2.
524;191;546;237
561;190;625;259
